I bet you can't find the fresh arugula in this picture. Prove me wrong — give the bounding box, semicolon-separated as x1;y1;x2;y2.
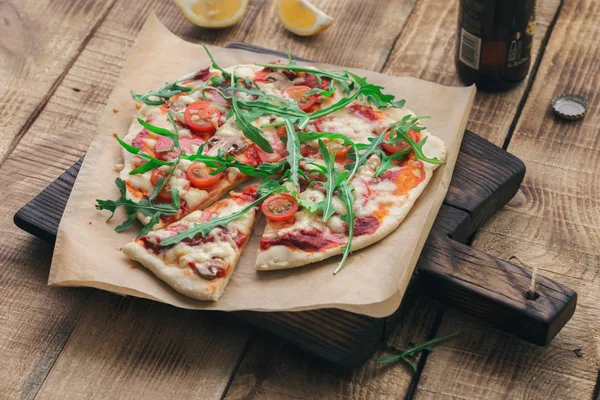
388;130;443;165
376;332;459;371
314;140;348;222
229;71;274;153
96;178;180;237
345;123;395;180
113;134;173;175
130;82;191;106
334;181;355;275
284;119;301;185
159;179;287;247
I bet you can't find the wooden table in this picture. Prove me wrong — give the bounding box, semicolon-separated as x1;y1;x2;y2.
1;0;598;398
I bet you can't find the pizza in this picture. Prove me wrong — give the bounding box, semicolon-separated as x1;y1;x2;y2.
122;185;261;300
97;47;446;300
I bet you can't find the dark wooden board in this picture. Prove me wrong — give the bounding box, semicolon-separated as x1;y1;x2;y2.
13;44;577;368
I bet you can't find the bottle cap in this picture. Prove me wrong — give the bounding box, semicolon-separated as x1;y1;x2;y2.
551;94;588;121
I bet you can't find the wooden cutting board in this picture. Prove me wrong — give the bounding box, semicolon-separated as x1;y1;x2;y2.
13;43;577;368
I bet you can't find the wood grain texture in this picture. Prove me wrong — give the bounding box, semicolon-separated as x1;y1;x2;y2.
415;0;600;398
245;0;418;70
18;114;574;367
419;233;576;346
0;0;589;399
35;293;250;399
225;297;445;400
381;0;562;147
0;0;116;165
0;1;267;399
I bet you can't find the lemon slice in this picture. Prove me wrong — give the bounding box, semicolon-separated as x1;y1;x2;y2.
276;0;334;36
173;0;249;28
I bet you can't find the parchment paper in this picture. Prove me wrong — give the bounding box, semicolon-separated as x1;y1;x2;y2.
50;14;475;318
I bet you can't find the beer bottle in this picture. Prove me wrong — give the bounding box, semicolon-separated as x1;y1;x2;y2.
455;0;537;91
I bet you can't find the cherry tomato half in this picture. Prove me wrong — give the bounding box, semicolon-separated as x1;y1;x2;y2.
184;101;221;135
186;163;222;189
150;169;173;202
328;142;351;159
285;86;316;112
261;193;299;222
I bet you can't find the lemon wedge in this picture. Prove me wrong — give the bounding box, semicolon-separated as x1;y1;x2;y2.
276;0;334;36
173;0;249;28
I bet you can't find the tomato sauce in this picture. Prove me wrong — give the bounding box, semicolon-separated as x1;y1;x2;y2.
379;158;426;196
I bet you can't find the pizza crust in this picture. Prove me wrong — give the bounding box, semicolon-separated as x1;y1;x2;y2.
123;241;229;301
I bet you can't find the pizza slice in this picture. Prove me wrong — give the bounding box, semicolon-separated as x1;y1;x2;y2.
122;185;261;301
254;118;446;271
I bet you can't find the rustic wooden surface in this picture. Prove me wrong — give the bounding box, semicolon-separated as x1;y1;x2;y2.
1;0;598;399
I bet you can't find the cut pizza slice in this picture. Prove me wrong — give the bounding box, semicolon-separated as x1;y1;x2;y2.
120;109;287;230
122;185;261;301
255;117;446;271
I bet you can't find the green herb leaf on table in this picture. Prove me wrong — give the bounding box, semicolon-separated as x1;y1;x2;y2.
376;331;460;371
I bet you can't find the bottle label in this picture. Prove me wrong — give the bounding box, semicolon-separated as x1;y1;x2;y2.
458;0;536;71
459;28;482;70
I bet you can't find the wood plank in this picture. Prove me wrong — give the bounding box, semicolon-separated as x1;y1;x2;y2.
0;1;266;399
224;297;445;400
415;0;600;397
381;0;562;147
0;0;115;166
36;294;249;399
21;2;427;398
244;0;418;70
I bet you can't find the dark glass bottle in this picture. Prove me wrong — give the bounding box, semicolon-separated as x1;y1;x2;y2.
455;0;537;91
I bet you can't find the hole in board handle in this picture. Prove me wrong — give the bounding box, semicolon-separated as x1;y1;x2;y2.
525;291;540;301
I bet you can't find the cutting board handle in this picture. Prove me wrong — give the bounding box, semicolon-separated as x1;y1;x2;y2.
418;232;577;345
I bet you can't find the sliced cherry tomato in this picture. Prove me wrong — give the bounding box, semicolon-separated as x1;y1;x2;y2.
186;163;222;188
261;193;298;222
150;169;173;202
285;86;316;112
382;129;421;154
253;68;271;82
184;101;221;135
328;142;351;159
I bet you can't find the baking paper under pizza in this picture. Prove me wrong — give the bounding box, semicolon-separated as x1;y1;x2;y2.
99;54;446;301
50;15;474;315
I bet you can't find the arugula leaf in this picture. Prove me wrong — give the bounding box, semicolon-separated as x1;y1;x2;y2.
202;44;230;78
96;178;180;235
130;81;191;106
389;131;444;165
316;140;348;222
296;131;352;144
374;149;410;177
115;214;137;232
229;71;274;153
376;332;459;371
344;123;395;180
284;119;301;185
333;181;355;275
112;134;173;174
